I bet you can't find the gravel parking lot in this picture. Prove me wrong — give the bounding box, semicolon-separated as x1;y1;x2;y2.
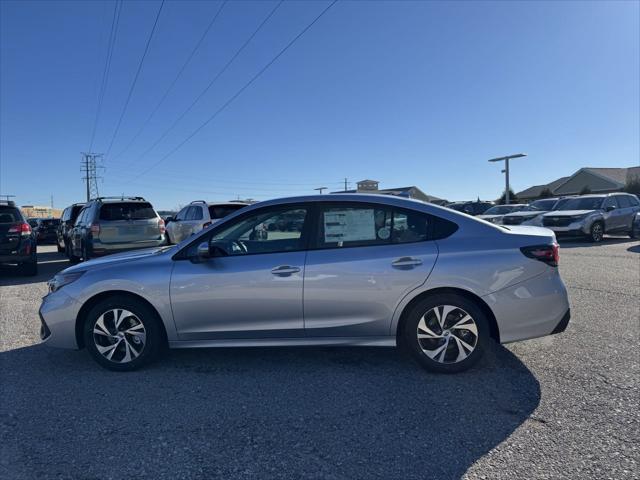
1;239;638;480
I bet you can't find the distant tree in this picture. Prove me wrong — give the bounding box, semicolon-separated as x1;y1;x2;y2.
539;188;554;199
623;176;640;195
496;188;518;205
579;186;592;195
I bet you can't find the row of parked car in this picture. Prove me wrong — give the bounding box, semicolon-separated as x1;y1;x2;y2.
460;193;639;243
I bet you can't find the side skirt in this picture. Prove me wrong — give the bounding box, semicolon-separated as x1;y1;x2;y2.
169;336;396;349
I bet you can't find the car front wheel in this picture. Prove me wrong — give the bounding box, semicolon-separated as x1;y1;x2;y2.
589;221;604;243
83;297;164;371
402;294;490;373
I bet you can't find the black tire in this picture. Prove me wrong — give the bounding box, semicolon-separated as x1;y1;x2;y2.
402;293;491;374
20;259;38;276
81;243;90;262
56;237;65;253
630;224;639;239
83;296;164;371
165;231;172;245
589;221;604;243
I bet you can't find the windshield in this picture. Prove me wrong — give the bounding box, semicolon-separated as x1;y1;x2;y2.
555;197;605;211
483;205;517;215
529;199;557;211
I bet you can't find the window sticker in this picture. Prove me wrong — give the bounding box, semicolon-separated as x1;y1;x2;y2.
377;227;390;240
324;209;376;243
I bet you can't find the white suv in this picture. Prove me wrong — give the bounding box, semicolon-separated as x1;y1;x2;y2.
165;201;248;244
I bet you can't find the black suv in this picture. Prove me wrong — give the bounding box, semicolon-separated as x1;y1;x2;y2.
33;218;61;244
57;203;85;254
68;196;165;262
0;200;37;275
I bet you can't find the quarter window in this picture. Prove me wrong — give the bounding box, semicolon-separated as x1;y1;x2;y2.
392;210;429;244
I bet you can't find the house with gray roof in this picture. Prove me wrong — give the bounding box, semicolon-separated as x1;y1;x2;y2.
331;179;447;205
516;167;639;201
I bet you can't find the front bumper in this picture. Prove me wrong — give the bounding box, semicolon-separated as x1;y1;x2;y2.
544;221;590;236
39;290;82;349
482;269;571;344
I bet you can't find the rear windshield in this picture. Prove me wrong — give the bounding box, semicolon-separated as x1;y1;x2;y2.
99;202;156;221
41;219;60;226
0;207;21;223
556;197;604;211
208;204;245;219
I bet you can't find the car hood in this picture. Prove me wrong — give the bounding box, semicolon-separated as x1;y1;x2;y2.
542;210;598;217
63;246;175;274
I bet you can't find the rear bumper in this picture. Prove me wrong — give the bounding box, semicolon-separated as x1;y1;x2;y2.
482;269;571;344
0;252;33;264
91;238;166;256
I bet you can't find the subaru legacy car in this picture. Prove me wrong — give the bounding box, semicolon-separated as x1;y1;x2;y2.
540;193;640;242
40;194;570;373
477;204;528;224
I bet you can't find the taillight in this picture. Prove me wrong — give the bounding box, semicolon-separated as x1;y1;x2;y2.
202;221;212;229
520;243;559;267
158;218;165;234
8;222;32;236
90;223;101;235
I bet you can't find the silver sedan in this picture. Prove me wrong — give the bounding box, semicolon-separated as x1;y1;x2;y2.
39;194;570;373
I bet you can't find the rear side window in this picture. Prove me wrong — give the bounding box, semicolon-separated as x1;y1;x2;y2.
0;207;20;223
209;204;245;219
99;202;156;221
392;210;429;243
616;196;631;208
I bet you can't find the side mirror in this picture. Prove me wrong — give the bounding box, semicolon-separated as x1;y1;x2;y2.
605;205;616;212
196;242;211;260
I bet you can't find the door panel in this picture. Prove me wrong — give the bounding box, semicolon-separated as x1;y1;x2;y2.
170;252;306;339
303;242;438;337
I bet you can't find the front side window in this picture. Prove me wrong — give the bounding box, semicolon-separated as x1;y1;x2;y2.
602;197;619;210
186;206;204;221
175;207;188;221
207;207;309;256
616;196;631;208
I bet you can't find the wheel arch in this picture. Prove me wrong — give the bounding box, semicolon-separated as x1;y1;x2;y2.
395;287;500;344
75;290;169;349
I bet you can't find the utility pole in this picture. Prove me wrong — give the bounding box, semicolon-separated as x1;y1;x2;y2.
314;187;328;195
50;195;53;209
487;153;527;204
344;178;349;192
81;153;104;201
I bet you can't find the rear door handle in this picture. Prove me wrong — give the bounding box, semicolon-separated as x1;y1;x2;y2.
392;257;423;268
271;265;301;276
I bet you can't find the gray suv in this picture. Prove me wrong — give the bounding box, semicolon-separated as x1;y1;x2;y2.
68;197;165;261
540;193;640;242
165;201;248;244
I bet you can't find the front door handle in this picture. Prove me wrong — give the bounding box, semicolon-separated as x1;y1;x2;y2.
271;265;301;276
392;257;423;268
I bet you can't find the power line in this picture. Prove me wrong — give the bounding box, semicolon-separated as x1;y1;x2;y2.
126;0;337;183
129;0;284;165
111;0;228;161
105;0;165;156
88;0;123;152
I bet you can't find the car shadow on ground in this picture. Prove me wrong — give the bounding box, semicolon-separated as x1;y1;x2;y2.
0;250;69;286
0;342;540;479
558;236;638;249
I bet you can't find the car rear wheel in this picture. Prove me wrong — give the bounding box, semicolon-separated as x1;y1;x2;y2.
83;297;164;371
402;294;490;373
589;221;604;243
66;243;80;264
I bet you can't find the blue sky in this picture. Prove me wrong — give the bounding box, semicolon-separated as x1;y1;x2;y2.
1;0;638;210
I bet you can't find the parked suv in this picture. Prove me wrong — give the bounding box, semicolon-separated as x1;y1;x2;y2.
0;200;37;275
540;193;640;242
165;201;248;244
477;204;528;224
33;218;60;244
67;197;165;262
501;198;565;226
57;203;85;253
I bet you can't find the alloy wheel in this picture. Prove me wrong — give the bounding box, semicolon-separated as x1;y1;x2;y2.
416;305;478;364
591;223;603;242
92;309;146;363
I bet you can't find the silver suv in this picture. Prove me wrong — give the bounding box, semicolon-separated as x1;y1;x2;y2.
540;193;640;242
165;201;248;244
68;197;166;261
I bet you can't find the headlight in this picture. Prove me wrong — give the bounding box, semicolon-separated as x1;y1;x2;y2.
48;271;85;293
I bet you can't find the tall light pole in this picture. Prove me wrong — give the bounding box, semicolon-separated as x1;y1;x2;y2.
488;153;527;204
314;187;328;195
